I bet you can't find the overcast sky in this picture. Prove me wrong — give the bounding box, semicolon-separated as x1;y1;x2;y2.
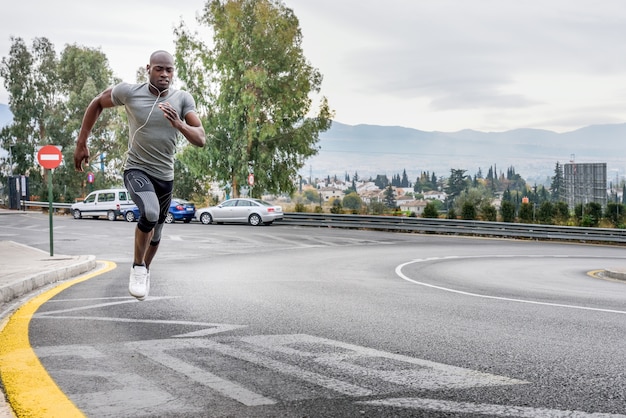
2;0;626;133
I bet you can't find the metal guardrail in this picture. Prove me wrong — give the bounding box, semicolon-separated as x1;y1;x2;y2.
13;202;626;245
22;200;73;210
280;212;626;245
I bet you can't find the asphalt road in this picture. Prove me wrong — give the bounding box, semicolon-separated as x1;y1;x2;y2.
2;212;626;417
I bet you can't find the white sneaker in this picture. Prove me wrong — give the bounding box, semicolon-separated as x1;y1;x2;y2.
129;265;149;300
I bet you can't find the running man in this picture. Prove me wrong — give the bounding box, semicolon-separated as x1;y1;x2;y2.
74;50;206;300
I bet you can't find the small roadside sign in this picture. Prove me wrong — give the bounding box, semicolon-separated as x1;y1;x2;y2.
37;145;63;169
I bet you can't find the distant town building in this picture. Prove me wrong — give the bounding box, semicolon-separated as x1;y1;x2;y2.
399;200;427;216
423;190;447;201
564;162;607;208
318;187;343;202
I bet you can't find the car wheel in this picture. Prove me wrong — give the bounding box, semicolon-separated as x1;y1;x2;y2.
125;211;136;222
107;210;117;221
248;213;262;226
165;212;174;223
73;209;82;219
200;212;212;225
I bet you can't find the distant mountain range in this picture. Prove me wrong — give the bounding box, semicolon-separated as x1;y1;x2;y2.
1;103;623;184
307;121;626;185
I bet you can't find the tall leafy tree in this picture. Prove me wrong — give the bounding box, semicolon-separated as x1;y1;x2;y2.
383;184;396;209
174;0;333;197
374;174;389;189
400;169;409;188
445;168;469;204
57;45;121;200
550;161;564;202
500;200;516;222
0;37;62;195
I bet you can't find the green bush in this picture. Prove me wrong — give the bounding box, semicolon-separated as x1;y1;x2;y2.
294;202;306;213
461;202;476;220
480;203;497;221
500;200;516;223
423;202;439;218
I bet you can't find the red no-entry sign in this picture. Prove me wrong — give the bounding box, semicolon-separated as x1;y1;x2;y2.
37;145;63;169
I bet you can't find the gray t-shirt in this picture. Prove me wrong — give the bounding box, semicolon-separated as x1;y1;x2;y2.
111;82;197;181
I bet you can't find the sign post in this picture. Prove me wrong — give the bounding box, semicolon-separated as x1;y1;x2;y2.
37;145;63;256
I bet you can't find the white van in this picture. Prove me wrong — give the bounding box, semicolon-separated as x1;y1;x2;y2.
71;188;135;221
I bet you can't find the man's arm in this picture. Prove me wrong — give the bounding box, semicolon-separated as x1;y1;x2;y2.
74;88;116;171
158;102;206;148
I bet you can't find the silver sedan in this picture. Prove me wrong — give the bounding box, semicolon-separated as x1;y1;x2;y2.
195;198;284;226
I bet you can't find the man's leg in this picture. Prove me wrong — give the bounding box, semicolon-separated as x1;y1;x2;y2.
134;227;155;267
144;241;159;271
124;170;160;300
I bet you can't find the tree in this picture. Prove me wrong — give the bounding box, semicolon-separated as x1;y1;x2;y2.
342;192;362;213
400;169;409;188
374;174;389;189
329;198;343;214
519;202;533;223
461;201;476;220
57;45;121;200
581;202;602;227
1;38;121;201
383;184;396;209
454;186;491;215
480;202;497;221
604;202;624;227
554;201;570;224
174;0;333;198
550;161;564;202
0;37;61;196
302;188;319;203
423;201;439;218
445;169;469;204
537;201;554;224
500;200;515;222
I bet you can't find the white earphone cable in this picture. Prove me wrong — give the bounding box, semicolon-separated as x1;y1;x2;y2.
122;82;169;167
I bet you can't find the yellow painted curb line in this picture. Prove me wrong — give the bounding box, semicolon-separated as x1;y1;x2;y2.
0;261;116;418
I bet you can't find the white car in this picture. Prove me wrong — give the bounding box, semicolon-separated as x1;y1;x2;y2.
195;198;283;226
71;188;135;221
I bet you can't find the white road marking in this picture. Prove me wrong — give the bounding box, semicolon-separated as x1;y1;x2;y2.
358;397;626;418
33;296;176;315
31;295;625;416
35;347;202;416
131;342;276;406
241;334;526;390
36;314;246;335
395;255;626;315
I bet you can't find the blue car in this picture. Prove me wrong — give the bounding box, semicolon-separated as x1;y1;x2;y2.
122;198;196;223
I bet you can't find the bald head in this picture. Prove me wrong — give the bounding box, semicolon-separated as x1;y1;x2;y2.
150;50;173;64
147;50;175;94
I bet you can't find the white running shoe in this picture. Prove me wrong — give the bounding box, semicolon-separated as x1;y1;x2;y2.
129;265;149;301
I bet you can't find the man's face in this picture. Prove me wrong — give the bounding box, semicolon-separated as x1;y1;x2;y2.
147;53;174;92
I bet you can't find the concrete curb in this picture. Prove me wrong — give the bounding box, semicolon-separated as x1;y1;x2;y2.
603;268;626;282
0;255;97;304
